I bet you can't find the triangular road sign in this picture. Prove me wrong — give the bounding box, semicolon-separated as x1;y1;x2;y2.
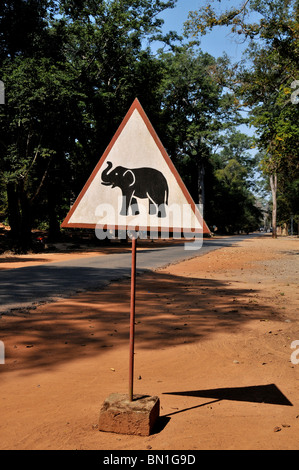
61;99;210;237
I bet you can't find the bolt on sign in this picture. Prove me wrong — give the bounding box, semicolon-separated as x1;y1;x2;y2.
61;98;210;239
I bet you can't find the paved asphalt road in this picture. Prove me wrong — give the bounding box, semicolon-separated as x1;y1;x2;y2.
0;234;258;313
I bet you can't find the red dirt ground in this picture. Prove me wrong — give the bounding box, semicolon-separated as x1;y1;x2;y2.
0;234;298;450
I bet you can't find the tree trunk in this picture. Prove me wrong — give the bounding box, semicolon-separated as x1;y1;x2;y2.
198;164;205;216
6;182;21;241
6;180;32;253
47;181;61;242
269;173;277;238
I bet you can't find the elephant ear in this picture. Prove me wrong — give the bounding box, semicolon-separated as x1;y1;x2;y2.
123;169;135;187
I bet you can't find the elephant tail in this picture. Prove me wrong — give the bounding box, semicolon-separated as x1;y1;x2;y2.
165;186;169;205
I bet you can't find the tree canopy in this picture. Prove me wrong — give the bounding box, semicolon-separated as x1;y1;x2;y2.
186;0;299;236
0;0;273;252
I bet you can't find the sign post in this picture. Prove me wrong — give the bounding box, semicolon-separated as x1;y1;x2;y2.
61;98;210;435
129;236;137;402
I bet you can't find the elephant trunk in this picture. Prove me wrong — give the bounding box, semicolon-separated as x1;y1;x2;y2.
101;161;113;183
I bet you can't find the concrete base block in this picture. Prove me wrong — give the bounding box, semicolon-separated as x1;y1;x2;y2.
98;393;160;436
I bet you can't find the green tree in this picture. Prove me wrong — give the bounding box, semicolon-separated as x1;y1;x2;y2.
0;56;83;249
157;43;233;214
185;0;299;238
0;0;177;251
205;129;262;233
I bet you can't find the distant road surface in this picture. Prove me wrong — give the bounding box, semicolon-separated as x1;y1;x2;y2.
0;234;259;313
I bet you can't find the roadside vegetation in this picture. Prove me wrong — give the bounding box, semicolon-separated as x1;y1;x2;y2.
0;0;298;253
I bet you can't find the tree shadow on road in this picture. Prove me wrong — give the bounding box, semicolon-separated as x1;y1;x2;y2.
0;268;283;373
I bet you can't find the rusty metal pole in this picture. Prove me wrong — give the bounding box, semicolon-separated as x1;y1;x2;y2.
129;236;137;401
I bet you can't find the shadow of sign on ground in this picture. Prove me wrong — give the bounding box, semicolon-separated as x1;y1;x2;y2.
163;384;293;408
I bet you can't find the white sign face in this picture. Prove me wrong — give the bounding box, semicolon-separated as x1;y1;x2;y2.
62;99;209;236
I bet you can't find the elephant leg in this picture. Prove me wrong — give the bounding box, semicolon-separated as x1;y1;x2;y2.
120;194;131;216
149;203;157;215
130;197;140;216
147;192;157;216
147;191;167;218
157;188;168;218
120;192;139;216
157;203;166;218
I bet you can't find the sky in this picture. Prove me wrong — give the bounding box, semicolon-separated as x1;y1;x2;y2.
157;0;249;62
156;1;259;148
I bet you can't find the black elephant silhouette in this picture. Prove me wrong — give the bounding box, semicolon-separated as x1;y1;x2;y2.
101;161;169;218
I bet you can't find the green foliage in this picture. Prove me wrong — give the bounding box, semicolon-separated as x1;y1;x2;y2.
185;0;299;233
0;0;180;250
204;129;263;233
0;0;265;251
157;44;223;156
